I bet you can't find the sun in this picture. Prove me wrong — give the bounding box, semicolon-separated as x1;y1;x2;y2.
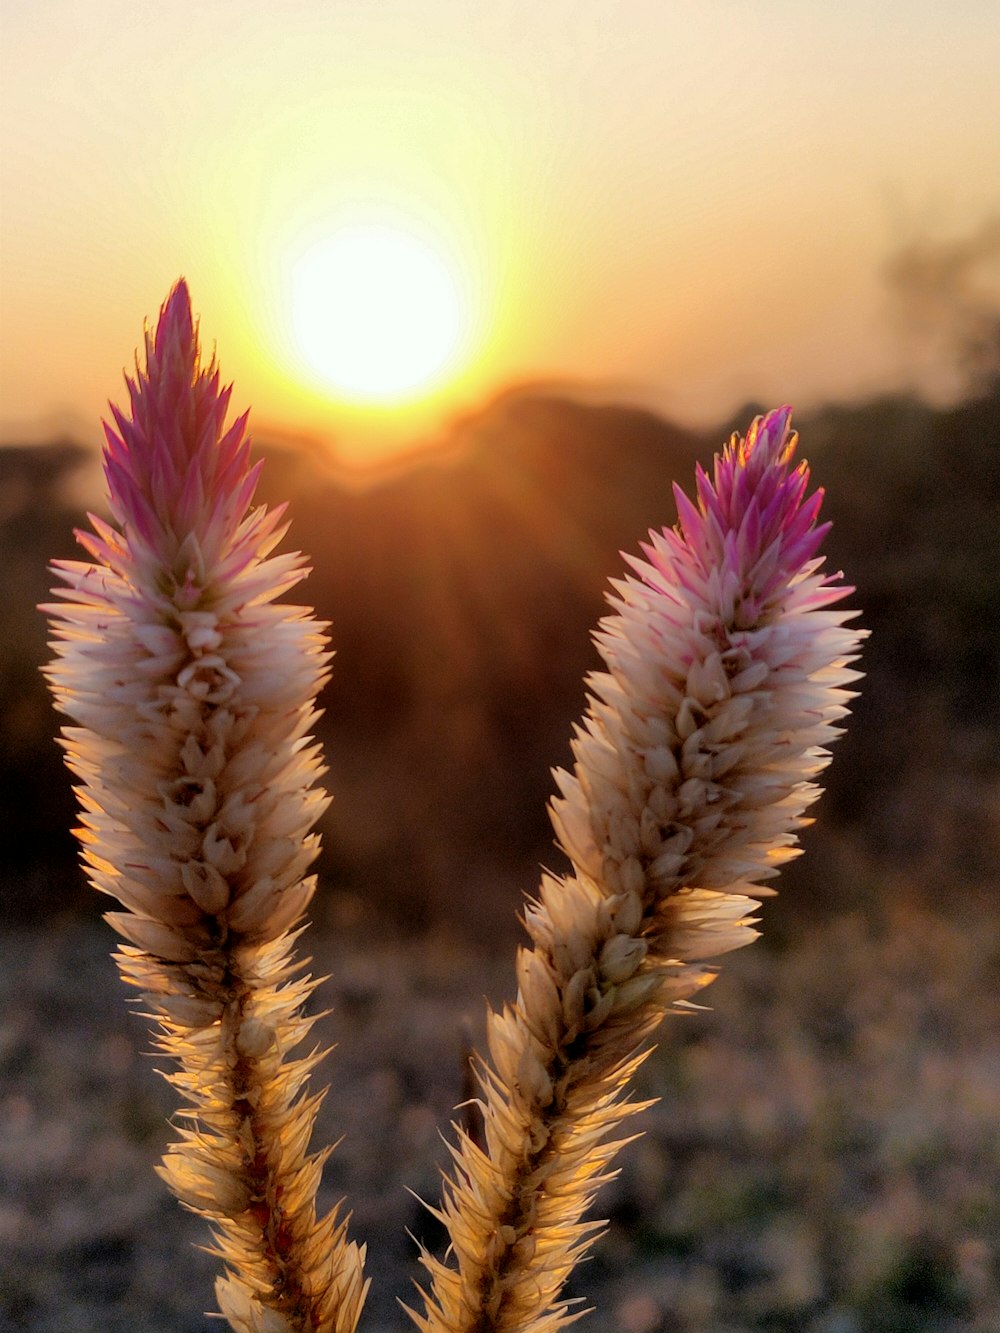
290;225;465;405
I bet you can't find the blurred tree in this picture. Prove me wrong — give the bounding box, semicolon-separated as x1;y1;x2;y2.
4;377;998;934
1;443;92;915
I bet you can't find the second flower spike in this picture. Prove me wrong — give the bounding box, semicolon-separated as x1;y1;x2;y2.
412;407;864;1333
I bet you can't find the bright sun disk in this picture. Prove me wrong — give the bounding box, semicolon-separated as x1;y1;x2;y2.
290;225;464;405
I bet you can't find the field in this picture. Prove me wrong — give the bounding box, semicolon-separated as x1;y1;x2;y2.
3;877;998;1333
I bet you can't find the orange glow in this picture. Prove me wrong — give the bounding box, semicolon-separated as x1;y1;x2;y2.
2;3;999;466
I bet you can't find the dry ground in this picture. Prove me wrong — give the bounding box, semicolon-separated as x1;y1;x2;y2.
2;886;999;1333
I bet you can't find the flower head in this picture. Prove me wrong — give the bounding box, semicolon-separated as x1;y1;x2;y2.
413;407;863;1333
44;282;366;1333
551;405;861;937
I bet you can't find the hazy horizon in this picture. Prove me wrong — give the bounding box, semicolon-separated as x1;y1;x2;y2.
3;1;1000;465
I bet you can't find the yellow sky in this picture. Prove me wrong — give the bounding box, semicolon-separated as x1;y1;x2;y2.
2;1;999;464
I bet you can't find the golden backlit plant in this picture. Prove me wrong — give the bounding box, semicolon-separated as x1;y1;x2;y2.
44;283;863;1333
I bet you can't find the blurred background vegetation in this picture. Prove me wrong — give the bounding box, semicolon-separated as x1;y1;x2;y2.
2;247;999;1331
4;364;998;941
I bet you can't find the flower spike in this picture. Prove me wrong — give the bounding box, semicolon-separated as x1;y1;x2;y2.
43;282;367;1333
411;407;864;1333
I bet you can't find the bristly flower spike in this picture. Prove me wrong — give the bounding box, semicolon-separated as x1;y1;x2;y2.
43;282;368;1333
411;407;864;1333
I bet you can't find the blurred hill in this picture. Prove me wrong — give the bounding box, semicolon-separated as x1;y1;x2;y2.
2;383;998;940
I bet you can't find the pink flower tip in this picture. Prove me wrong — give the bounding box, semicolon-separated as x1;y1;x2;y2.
731;405;796;478
152;278;196;365
656;405;843;630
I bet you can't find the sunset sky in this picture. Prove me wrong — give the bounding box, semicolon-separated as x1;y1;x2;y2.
2;0;999;465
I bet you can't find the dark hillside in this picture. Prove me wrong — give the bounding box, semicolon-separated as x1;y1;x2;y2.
3;384;997;935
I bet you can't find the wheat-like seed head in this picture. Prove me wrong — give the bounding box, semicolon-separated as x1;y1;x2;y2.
43;282;367;1333
411;407;864;1333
